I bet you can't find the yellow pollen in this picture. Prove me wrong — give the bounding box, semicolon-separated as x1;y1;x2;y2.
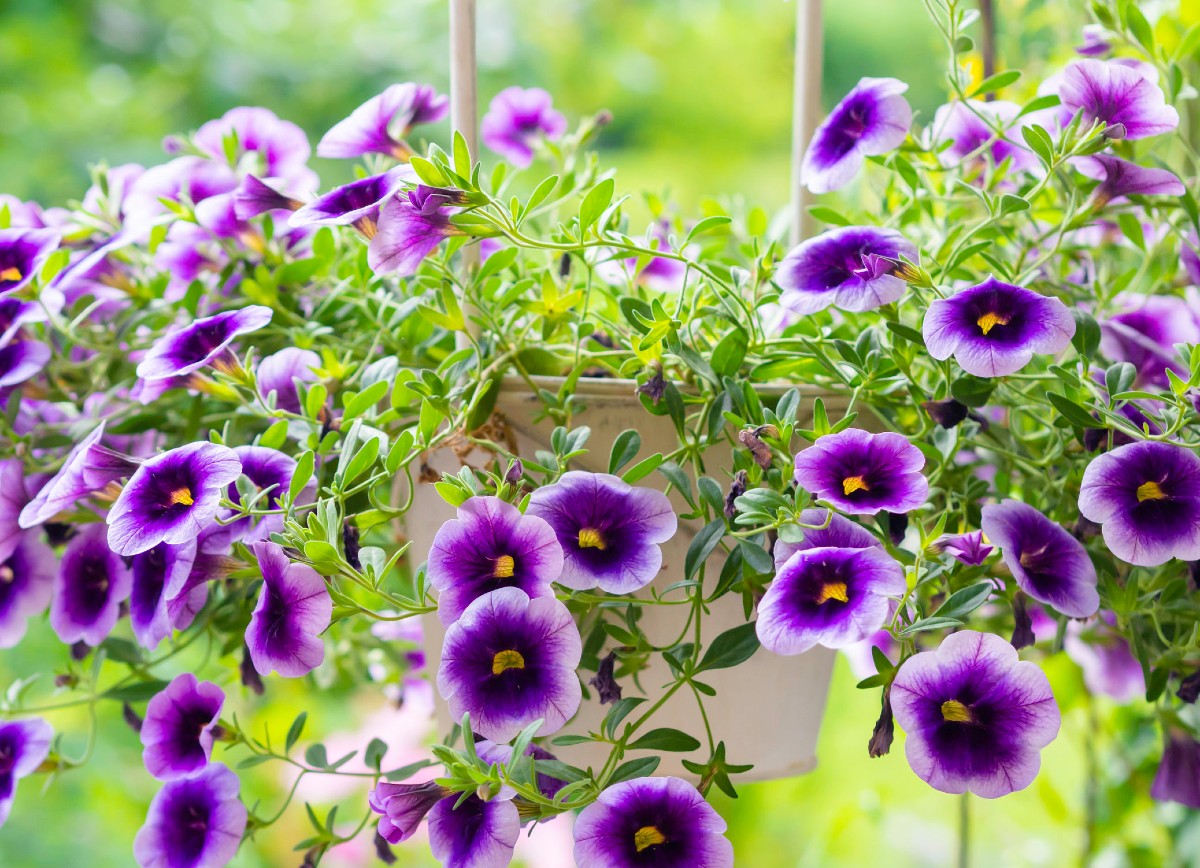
816;581;849;604
167;487;195;507
842;475;869;496
0;566;12;584
634;826;667;853
492;555;515;579
578;528;607;550
976;311;1010;335
0;267;22;282
491;649;526;675
1136;480;1166;502
941;699;974;723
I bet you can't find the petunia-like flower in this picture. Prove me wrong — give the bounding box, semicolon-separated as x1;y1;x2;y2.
129;541;197;651
231;174;303;220
481;87;568;168
1079;440;1200;567
133;762;247;868
773;508;882;569
775;226;917;316
1076;25;1112;57
256;347;320;415
0;228;59;296
0;340;49;391
317;83;449;160
49;524;132;646
0;459;29;564
935;530;993;567
136;305;273;382
0;717;52;828
193;106;314;187
1151;729;1200;809
890;630;1060;798
0;533;56;649
289;167;414;236
801;77;912;194
1042;60;1178;139
980;500;1098;617
437;587;582;742
245;541;331;678
202;446;311;551
573;776;734;868
922;277;1075;378
370;781;451;845
166;551;234;633
140;674;225;781
367;185;466;276
19;421;139;528
526;471;676;594
792;428;928;515
1062;616;1144;703
107;442;243;557
0;294;56;349
930;100;1037;174
1075;155;1184;207
428;791;519;868
1098;294;1200;389
428;496;564;625
757;545;905;655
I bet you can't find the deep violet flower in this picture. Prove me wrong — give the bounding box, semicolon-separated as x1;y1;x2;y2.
49;523;132;646
141;674;225;780
107;442;243;557
136;306;273;382
757;545;905;655
890;630;1060;798
1075;155;1184;206
318;83;449;160
289;167;414;235
936;530;994;566
1098;294;1200;388
923;277;1075;378
367;186;466;275
1079;440;1200;567
133;762;247;868
231;175;303;220
1042;60;1178;139
19;421;139;528
245;541;331;678
256;347;320;415
193;106;315;188
165;551;234;633
1151;729;1200;809
792;428;928;515
526;471;677;594
428;496;564;625
437;587;582;742
0;717;53;828
0;228;59;296
980;500;1098;617
202;446;312;551
0;339;49;390
0;533;56;648
0;293;57;349
129;541;197;651
0;459;29;564
929;100;1037;174
428;791;519;868
573;776;734;868
481;87;568;168
369;781;451;844
775;225;917;316
773;508;882;570
801;77;912;194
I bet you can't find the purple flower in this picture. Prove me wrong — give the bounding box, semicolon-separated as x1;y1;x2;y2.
792;428;928;515
367;186;465;276
428;496;564;625
481;87;568;168
573;776;734;868
1079;440;1200;567
107;442;243;557
475;739;566;802
166;551;232;633
256;347;320;415
1043;60;1178;139
122;157;238;230
1075;155;1184;206
19;421;138;528
773;508;882;569
930;100;1037;173
936;531;993;566
133;762;247;868
526;471;676;594
0;533;55;648
775;226;917;316
231;175;303;220
49;524;132;646
318;83;449;160
437;587;581;742
1151;729;1200;809
1062;617;1144;703
757;545;904;655
0;294;56;348
428;792;519;868
0;717;52;828
136;306;273;382
202;446;310;551
0;228;59;296
0;460;29;564
141;674;225;780
980;501;1098;617
890;630;1060;798
1076;25;1112;57
129;541;197;651
245;541;331;678
0;340;49;390
923;278;1075;378
801;77;911;194
369;781;450;845
289;167;414;235
194;106;314;186
1099;294;1200;388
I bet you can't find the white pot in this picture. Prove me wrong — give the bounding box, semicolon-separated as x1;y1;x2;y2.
407;376;868;782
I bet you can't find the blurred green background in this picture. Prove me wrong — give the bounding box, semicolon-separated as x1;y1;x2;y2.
2;0;1197;865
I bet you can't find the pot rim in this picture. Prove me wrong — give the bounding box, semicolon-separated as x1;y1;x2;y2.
498;373;858;403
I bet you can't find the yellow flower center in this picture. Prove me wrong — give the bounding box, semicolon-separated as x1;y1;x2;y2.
976;311;1010;335
578;528;607;550
491;649;526;675
634;826;667;852
0;267;22;283
492;555;515;579
1136;480;1166;502
167;487;195;507
941;699;974;723
816;581;849;604
842;475;870;496
0;566;12;584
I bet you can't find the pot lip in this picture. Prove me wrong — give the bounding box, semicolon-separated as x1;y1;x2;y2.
498;373;855;402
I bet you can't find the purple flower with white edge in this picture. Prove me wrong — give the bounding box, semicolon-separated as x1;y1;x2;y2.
318;83;449;160
980;500;1098;617
130;541;197;651
428;791;519;868
526;471;677;594
1041;60;1178;139
923;277;1075;378
792;428;928;515
50;524;132;646
369;781;451;844
1063;616;1144;703
801;77;911;194
1079;440;1200;567
245;541;331;677
289;167;415;235
0;533;55;649
1099;294;1200;388
256;347;320;415
890;630;1060;798
773;508;882;569
1151;729;1200;809
930;100;1037;174
1075;155;1184;206
573;776;734;868
481;87;568;168
428;496;564;625
0;717;52;828
0;340;49;390
0;228;59;296
776;225;917;316
136;305;272;382
367;185;466;275
936;530;993;567
140;673;225;780
122;157;239;231
133;762;246;868
437;587;581;742
19;421;139;528
757;545;905;655
194;106;314;187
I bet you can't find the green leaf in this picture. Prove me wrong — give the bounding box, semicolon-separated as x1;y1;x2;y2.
697;622;760;672
998;194;1029;215
886;321;925;346
341;437;380;485
684;519;726;581
969;69;1021;98
608;757;660;784
579;178;615;234
286;712;308;752
343;379;390;420
289;451;316;503
1020;124;1055;167
683;215;731;246
950;375;995;408
899;616;964;635
304;743;329;769
711;329;749;377
807;205;851;226
932;582;994;620
627;728;702;752
452;130;472;178
365;737;388;770
602;697;647;740
1116;212;1145;251
524;175;560;216
260;419;289;450
621;453;664;484
1045;391;1098;429
1071;310;1101;359
608;429;642;475
1126;4;1155;54
409;156;449;187
103;680;170;702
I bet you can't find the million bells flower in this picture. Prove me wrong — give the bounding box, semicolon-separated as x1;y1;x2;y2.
0;717;52;828
1044;59;1179;139
775;226;917;316
135;305;273;382
245;541;332;678
317;83;449;161
0;532;55;648
50;524;132;646
428;791;520;868
792;428;928;515
133;762;247;868
801;77;911;194
481;87;567;168
140;673;225;780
